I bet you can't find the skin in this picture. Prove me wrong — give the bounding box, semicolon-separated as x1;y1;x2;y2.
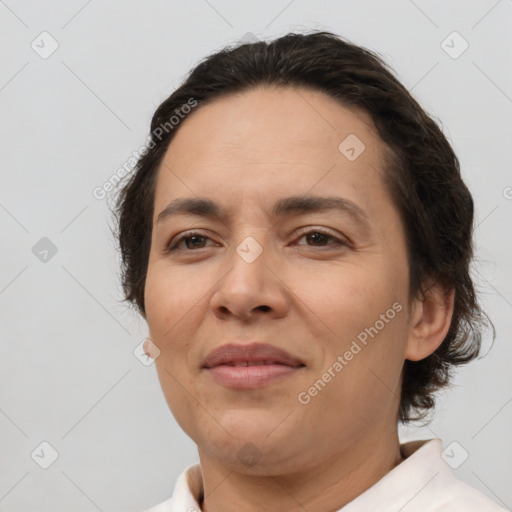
144;86;454;512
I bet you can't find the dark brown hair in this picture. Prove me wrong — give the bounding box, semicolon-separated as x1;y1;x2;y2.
112;31;493;425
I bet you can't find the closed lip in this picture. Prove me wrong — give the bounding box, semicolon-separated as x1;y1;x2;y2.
202;342;305;369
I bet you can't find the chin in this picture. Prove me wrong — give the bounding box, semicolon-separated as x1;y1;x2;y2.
217;407;288;438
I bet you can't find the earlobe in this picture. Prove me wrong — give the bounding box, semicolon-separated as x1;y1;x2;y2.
404;282;455;362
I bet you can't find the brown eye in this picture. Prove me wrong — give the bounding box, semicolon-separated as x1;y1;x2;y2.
296;229;346;248
167;232;216;252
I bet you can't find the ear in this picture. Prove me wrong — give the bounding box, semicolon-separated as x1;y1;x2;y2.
404;279;455;362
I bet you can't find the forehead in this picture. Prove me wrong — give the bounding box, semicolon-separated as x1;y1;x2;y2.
153;86;394;224
164;85;381;163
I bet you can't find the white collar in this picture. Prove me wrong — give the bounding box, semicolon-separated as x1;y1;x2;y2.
144;438;506;511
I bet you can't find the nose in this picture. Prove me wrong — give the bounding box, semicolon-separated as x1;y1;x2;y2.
209;236;289;321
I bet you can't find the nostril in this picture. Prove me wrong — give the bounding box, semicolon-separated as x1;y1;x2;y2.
257;305;271;312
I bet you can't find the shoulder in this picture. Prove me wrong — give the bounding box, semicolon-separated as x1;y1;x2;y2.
389;439;507;512
138;500;173;512
138;463;202;512
432;477;508;512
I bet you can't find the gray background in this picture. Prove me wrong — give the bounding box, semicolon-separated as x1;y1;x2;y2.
1;1;511;511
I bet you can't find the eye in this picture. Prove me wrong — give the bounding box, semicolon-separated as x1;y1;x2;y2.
166;228;348;254
166;231;217;252
294;229;347;248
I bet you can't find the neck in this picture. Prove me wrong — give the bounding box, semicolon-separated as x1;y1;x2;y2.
198;429;404;512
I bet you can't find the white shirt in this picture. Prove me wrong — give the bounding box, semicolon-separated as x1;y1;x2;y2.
141;438;507;511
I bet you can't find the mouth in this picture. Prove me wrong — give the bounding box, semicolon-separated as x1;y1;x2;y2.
202;342;306;389
204;363;305;389
206;360;304;368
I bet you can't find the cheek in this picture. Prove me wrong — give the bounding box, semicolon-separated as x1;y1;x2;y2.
145;264;211;399
144;263;206;338
153;357;204;441
293;261;408;378
291;262;392;333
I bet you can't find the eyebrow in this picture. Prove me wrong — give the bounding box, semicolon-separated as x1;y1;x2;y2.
156;195;371;231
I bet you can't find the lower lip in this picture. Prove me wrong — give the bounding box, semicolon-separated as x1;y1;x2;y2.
205;364;303;389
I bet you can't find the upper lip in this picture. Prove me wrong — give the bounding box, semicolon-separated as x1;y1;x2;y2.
202;342;305;368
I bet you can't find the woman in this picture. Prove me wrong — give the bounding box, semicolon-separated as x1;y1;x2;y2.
114;31;505;511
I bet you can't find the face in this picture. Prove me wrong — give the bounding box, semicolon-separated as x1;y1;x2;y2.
144;86;414;474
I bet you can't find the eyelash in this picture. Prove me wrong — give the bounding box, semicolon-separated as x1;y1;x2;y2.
166;228;348;253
